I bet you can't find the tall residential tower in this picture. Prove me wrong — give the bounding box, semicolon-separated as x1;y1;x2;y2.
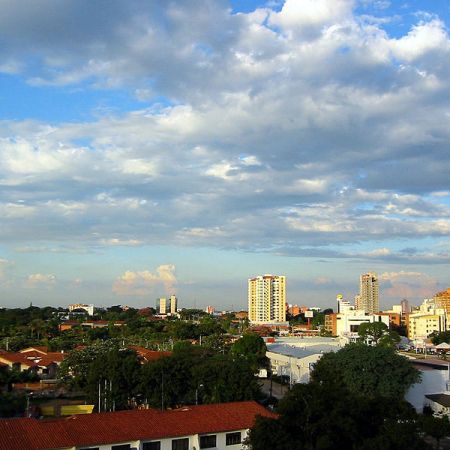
356;272;379;314
248;275;286;323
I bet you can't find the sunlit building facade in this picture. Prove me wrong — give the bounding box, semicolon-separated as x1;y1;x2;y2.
248;275;286;324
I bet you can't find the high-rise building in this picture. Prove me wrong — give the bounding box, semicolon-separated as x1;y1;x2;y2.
248;275;286;323
169;294;178;314
434;288;450;311
157;297;167;314
157;295;177;315
356;272;379;314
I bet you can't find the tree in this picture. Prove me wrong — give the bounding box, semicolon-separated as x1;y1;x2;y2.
86;347;141;411
231;333;267;371
358;322;389;345
421;415;450;450
430;331;450;345
378;330;401;348
247;383;429;450
138;346;261;409
311;344;420;399
192;354;261;404
58;340;123;389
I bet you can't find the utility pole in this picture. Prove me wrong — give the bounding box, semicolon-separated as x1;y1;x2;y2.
161;372;164;410
98;381;101;412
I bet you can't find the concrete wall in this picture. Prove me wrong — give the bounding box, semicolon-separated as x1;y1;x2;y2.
406;368;449;412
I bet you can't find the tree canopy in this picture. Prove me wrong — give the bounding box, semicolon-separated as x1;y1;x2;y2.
247;383;430;450
311;343;420;399
231;333;267;371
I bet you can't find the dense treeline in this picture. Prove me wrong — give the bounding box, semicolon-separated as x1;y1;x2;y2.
58;336;264;411
0;306;241;352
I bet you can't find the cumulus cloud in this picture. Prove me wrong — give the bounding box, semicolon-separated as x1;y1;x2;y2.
0;0;448;308
26;273;56;287
112;264;177;297
380;271;440;300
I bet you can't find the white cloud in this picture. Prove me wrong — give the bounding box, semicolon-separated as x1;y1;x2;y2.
26;273;56;287
112;264;177;297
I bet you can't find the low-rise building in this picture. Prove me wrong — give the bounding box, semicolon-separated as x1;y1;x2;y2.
0;401;275;450
266;337;342;384
407;299;447;340
324;310;390;341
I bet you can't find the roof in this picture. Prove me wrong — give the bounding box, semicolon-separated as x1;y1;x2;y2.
0;401;276;450
19;347;48;355
426;393;450;407
129;346;172;362
0;352;38;367
267;343;340;359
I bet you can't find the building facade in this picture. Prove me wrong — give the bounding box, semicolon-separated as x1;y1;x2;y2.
248;275;286;324
434;288;450;311
0;401;274;450
157;295;177;315
356;272;379;314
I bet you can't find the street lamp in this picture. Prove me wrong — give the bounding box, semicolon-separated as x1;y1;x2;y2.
195;384;204;405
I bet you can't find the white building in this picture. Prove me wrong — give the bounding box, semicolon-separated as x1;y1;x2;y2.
408;298;447;341
68;303;94;316
406;359;450;414
248;274;286;324
0;401;274;450
157;295;178;315
266;337;342;384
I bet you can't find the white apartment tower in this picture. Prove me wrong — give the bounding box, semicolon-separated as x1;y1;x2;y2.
157;295;178;315
356;272;379;314
248;275;286;323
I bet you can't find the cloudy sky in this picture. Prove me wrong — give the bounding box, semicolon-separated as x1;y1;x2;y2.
1;0;449;310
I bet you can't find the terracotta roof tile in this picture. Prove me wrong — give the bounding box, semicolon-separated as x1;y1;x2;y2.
0;401;276;450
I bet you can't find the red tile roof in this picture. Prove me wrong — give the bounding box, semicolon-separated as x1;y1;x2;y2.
129;345;172;362
0;401;276;450
0;351;38;367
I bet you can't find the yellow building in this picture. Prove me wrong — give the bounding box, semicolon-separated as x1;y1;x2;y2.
407;298;447;340
434;288;450;310
248;275;286;324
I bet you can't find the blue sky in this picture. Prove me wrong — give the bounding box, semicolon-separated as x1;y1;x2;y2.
0;0;449;310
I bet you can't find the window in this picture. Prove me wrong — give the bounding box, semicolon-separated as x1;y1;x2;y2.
111;445;131;450
200;434;217;448
226;432;242;446
143;442;161;450
172;438;189;450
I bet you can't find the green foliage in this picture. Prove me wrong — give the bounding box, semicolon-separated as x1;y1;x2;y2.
420;415;450;449
430;330;450;345
86;347;141;411
378;330;401;348
311;344;420;399
58;340;122;389
247;383;429;450
0;392;26;418
139;347;261;409
231;333;267;370
358;322;388;344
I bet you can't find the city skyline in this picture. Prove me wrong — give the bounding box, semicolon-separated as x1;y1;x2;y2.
1;0;450;309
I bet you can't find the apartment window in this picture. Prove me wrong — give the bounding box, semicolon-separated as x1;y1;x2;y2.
200;434;217;448
111;445;131;450
172;438;189;450
143;442;161;450
226;432;242;446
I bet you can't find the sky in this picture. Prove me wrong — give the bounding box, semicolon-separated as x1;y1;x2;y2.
0;0;450;311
